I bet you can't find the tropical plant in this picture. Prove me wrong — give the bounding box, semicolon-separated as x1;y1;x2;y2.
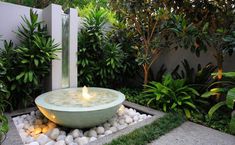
172;59;217;94
0;10;59;109
110;1;201;85
143;74;199;118
77;9;125;87
201;72;235;134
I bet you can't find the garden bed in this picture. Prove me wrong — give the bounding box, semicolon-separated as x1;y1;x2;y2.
3;101;164;145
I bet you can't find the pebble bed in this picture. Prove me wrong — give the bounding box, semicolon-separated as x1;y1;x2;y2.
13;106;152;145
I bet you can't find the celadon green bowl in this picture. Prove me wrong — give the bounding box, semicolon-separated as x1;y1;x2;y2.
35;87;125;128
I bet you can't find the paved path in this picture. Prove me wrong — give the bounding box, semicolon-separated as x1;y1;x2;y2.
150;121;235;145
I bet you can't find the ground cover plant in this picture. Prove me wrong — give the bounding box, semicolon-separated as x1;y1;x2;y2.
107;113;184;145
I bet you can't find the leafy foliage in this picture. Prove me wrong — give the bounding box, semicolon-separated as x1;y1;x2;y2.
143;74;199;118
3;0;108;10
0;10;59;109
201;72;235;134
77;9;125;87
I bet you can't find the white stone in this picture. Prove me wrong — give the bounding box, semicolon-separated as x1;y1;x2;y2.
36;134;50;145
98;135;105;138
35;119;43;125
68;142;78;145
55;140;66;145
35;110;42;118
71;129;80;138
45;140;56;145
88;130;97;137
30;111;35;116
17;123;25;129
34;127;42;135
83;131;89;137
75;137;89;145
42;126;49;133
103;123;111;128
89;137;97;142
117;124;127;130
96;127;105;134
59;131;66;136
28;141;39;145
23;136;34;144
125;117;133;124
109;126;117;132
50;128;60;140
42;118;48;124
118;119;125;125
104;130;112;135
65;135;73;144
112;122;119;127
24;124;30;130
48;122;56;129
133;116;139;121
56;135;66;141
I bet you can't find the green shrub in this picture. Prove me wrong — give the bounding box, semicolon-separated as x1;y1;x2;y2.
77;9;125;87
0;10;59;109
143;74;199;118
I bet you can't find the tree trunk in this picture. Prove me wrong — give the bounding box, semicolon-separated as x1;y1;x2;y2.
143;64;149;85
217;52;223;80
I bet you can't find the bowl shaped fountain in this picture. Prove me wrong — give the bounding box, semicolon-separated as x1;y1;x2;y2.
35;87;125;128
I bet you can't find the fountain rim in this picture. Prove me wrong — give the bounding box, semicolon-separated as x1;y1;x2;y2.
35;87;125;112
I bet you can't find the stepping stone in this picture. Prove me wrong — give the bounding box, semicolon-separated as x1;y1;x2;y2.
149;121;235;145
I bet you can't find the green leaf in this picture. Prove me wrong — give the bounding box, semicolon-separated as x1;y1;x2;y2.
184;109;191;118
208;101;226;119
226;88;235;109
34;59;39;67
184;101;196;109
16;72;25;80
229;116;235;134
28;71;33;82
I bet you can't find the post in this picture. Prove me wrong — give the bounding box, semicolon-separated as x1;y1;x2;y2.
68;8;78;88
42;4;63;90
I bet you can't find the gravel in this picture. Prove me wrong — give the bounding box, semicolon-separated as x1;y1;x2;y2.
13;106;152;145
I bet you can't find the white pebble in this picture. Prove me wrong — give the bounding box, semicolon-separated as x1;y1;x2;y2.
103;123;111;128
48;122;56;129
88;130;97;137
56;135;66;141
117;124;127;130
50;128;60;140
68;142;78;145
110;127;117;132
98;135;105;138
55;140;66;145
36;134;50;145
45;140;56;145
71;129;80;138
125;117;133;124
28;141;39;145
89;137;97;142
104;130;112;135
118;119;125;125
75;137;88;145
133;116;139;121
34;127;42;135
96;127;105;134
35;119;43;125
59;131;66;136
17;123;25;129
65;135;73;144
